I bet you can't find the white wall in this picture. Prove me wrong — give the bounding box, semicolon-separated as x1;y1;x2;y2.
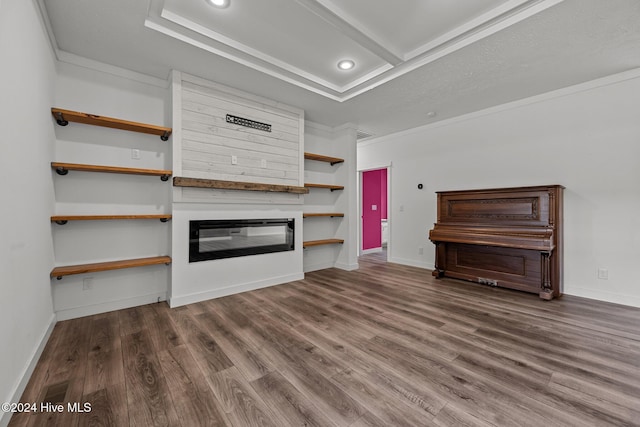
358;70;640;308
0;1;56;425
52;61;171;320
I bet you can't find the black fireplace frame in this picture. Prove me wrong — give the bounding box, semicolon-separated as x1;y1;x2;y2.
189;218;294;263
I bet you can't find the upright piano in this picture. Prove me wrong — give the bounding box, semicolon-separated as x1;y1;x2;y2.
428;185;564;300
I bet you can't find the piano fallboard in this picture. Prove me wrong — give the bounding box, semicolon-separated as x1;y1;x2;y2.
428;224;555;251
429;185;564;300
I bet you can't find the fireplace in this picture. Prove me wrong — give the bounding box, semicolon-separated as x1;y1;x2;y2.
189;218;294;262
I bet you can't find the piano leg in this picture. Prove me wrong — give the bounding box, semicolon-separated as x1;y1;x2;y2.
539;251;553;300
432;242;445;278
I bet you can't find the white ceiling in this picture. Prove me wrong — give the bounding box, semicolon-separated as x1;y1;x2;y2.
41;0;640;140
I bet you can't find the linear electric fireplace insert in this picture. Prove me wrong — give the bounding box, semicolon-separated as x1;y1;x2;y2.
189;218;294;262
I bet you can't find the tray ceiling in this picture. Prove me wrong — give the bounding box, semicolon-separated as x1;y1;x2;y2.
40;0;640;139
145;0;560;100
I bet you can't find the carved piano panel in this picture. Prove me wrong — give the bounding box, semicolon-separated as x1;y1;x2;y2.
429;185;564;300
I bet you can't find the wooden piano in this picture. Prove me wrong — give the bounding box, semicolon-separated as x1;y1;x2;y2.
428;185;564;300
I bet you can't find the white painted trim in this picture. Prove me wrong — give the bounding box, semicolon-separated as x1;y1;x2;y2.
333;122;359;133
361;247;382;254
304;120;334;134
171;70;183;177
358;163;392;258
1;313;56;427
56;50;169;89
144;0;563;102
171;70;184;203
565;288;640;309
298;115;305;186
34;0;60;61
37;0;167;89
333;261;359;271
388;256;431;270
168;273;304;308
304;261;337;273
294;0;403;65
338;0;565;101
357;162;393;173
360;66;640;147
144;18;343;102
161;9;343;93
55;293;167;321
405;0;556;60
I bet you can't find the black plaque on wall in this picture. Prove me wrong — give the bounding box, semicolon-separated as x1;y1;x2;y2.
226;114;272;132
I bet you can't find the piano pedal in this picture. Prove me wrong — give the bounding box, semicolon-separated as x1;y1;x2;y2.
478;278;498;287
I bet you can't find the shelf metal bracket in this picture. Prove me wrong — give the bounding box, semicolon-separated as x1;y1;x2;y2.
54;112;69;126
55;166;69;176
160;174;170;181
55;220;68;225
160;218;169;222
56;276;62;280
161;131;170;141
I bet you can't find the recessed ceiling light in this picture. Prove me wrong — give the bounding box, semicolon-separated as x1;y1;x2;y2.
206;0;230;8
337;60;355;71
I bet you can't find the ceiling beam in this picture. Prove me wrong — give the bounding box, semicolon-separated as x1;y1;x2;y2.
294;0;403;66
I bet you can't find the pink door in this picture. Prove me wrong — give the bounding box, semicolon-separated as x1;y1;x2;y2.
362;169;387;251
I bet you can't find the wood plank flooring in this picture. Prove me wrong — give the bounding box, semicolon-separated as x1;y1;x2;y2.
10;254;640;426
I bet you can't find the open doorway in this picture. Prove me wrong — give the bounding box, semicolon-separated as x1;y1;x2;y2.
360;167;389;262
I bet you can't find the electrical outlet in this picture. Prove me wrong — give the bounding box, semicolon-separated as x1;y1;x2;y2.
82;277;94;290
231;155;238;165
597;268;608;280
131;148;141;160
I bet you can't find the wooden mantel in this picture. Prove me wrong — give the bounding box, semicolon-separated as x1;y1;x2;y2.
173;177;309;194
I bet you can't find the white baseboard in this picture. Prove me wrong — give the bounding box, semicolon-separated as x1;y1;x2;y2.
361;247;382;255
1;313;56;427
564;286;640;309
304;261;336;273
334;261;359;271
388;256;431;270
168;273;304;308
55;293;167;321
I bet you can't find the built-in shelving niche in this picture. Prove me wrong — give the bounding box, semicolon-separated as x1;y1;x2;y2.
50;107;172;284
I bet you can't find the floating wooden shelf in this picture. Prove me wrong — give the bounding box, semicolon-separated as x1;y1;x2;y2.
303;239;345;248
51;108;172;141
303;213;344;218
173;176;309;194
304;152;344;165
51;256;172;279
304;183;344;191
51;162;172;181
51;214;172;225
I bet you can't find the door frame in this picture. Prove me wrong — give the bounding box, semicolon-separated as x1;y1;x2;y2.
358;162;392;259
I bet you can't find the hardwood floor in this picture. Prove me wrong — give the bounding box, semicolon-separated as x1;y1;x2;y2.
10;254;640;426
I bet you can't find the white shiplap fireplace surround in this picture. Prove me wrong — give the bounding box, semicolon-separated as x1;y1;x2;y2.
169;71;306;307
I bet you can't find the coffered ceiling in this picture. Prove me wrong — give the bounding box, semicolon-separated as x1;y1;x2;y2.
146;0;555;100
41;0;640;140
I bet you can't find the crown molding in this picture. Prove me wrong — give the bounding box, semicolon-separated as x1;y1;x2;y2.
359;67;640;147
